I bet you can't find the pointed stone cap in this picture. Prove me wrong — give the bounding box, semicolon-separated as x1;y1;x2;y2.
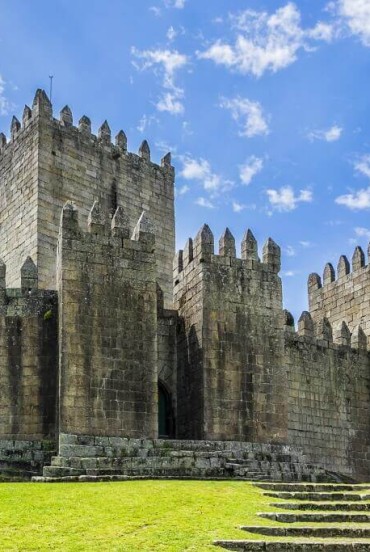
11;116;20;139
337;255;350;279
111;206;130;238
132;211;155;248
60;201;80;236
173;249;184;277
352;246;365;272
0;133;6;148
241;229;259;261
283;309;295;328
88;201;105;234
21;256;38;292
32;89;52;117
308;272;322;291
79;115;91;134
351;325;367;350
219;228;236;257
139;139;150;161
161;152;171;167
60;105;73;127
263;237;281;273
194;224;214;259
115;130;127;151
316;317;333;342
334;321;351;347
183;238;193;266
298;311;314;337
98;120;111;144
22;105;32;126
323;263;335;285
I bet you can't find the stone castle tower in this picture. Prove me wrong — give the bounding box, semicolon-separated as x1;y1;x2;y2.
0;90;370;483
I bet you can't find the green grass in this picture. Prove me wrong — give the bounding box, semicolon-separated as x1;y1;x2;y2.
0;480;272;551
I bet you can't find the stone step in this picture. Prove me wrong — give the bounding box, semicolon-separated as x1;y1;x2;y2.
259;512;370;523
271;502;370;511
257;483;368;492
265;491;370;501
241;526;370;538
214;541;370;551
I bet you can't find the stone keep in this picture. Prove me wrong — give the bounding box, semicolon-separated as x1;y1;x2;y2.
0;89;370;482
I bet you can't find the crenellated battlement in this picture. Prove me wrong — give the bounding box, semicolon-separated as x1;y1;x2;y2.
283;309;369;354
0;89;173;172
59;200;156;260
174;225;281;285
308;244;370;342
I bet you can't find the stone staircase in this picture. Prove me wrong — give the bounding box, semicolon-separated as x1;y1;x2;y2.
214;482;370;550
32;435;343;483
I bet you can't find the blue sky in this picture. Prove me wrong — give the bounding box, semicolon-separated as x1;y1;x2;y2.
1;0;370;319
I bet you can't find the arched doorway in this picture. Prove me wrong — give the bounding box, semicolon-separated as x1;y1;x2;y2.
158;382;174;438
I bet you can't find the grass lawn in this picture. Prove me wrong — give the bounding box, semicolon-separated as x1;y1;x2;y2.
0;480;271;551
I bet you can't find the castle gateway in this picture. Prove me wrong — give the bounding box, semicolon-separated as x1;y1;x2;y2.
0;90;369;482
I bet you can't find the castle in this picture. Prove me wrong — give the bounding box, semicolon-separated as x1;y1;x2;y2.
0;89;369;482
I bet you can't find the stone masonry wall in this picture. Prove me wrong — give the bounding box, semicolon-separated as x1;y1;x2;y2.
284;313;370;480
57;201;158;438
308;245;370;340
37;94;175;307
0;101;39;287
0;260;58;440
174;226;288;443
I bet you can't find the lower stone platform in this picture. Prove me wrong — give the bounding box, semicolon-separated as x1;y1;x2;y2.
33;434;346;483
0;439;56;480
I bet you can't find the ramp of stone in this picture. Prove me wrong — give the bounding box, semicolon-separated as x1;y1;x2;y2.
35;435;338;482
213;482;370;550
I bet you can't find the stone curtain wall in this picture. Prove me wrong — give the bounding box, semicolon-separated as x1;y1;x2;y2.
174;226;288;443
308;246;370;340
0;98;40;288
57;202;158;438
36;93;175;307
284;314;370;480
0;261;58;440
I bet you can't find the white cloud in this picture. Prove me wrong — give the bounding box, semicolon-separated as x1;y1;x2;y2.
177;184;190;196
354;226;370;239
0;76;11;116
335;187;370;209
299;240;312;247
198;3;334;77
284;245;296;257
308;21;335;42
308;125;343;142
232;201;246;213
266;185;313;212
195;197;215;209
131;47;188;115
282;270;298;277
239;156;264;185
337;0;370;46
157;92;184;114
149;6;162;16
137;114;159;133
164;0;186;8
167;26;177;41
354;154;370;178
180;156;232;194
220;96;269;138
